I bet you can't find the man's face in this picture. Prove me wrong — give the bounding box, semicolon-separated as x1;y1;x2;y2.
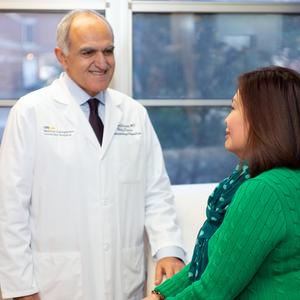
56;15;115;96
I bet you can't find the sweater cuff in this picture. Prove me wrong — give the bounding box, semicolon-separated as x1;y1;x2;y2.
155;263;192;298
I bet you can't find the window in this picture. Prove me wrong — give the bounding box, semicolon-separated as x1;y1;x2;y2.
133;13;300;99
131;4;300;183
0;12;64;99
1;1;300;184
147;106;237;184
0;108;10;139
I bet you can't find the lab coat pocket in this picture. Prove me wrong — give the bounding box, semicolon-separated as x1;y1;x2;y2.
35;251;83;300
122;244;145;299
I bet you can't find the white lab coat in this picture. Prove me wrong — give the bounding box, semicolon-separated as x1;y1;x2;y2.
0;76;183;300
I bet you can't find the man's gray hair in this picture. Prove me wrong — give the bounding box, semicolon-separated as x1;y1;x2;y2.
56;9;114;55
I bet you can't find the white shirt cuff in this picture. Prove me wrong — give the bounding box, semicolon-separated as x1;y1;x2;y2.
154;246;186;263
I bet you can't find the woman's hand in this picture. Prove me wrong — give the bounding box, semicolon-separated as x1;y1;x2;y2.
13;293;41;300
143;293;160;300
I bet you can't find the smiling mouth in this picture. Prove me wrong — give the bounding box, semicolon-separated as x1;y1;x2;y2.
89;70;108;75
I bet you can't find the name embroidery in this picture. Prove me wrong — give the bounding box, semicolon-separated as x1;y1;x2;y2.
114;123;141;136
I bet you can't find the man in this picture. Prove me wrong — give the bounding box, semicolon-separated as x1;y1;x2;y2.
0;9;185;300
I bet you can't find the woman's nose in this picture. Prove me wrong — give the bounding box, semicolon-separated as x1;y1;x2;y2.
224;114;229;125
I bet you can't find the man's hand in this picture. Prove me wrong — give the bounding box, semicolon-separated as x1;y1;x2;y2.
13;293;40;300
154;257;185;285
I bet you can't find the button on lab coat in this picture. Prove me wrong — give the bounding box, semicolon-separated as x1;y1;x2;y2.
0;76;184;300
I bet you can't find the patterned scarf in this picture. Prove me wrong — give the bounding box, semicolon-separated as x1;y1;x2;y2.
188;163;250;281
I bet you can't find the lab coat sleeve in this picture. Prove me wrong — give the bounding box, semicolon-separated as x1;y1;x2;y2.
143;110;185;257
0;100;39;298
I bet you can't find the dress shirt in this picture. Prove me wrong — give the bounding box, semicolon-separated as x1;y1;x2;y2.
63;72;105;122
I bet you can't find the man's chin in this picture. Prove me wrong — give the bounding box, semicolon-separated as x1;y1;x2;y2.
88;84;110;95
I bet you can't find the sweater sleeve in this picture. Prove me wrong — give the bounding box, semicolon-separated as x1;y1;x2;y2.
156;179;287;300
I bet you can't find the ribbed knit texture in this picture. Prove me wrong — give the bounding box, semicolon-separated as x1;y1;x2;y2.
156;168;300;299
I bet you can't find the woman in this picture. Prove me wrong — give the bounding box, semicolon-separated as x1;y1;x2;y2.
144;66;300;300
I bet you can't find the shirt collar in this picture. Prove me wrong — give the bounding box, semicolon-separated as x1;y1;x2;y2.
62;72;105;106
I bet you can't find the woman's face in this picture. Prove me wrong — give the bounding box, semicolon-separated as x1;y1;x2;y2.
224;91;249;159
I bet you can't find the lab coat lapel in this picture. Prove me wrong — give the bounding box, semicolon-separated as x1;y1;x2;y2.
50;78;101;151
101;89;123;159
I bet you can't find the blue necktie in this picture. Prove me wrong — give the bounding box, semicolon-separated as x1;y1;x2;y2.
87;98;104;145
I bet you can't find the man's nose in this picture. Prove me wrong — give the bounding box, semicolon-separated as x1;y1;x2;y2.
95;51;108;68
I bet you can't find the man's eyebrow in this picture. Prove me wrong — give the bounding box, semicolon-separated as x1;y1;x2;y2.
104;45;115;50
79;47;96;52
79;45;114;52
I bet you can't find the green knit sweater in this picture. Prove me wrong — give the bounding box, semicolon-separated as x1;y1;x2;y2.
156;168;300;299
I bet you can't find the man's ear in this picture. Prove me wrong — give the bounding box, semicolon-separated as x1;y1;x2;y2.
55;47;67;69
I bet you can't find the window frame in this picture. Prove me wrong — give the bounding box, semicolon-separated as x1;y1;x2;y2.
1;0;300;183
0;0;106;11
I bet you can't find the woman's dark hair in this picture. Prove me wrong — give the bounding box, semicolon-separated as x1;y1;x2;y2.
238;66;300;177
